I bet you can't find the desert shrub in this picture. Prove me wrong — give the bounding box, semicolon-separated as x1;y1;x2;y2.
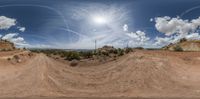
117;48;124;56
13;55;20;60
6;49;12;51
134;47;144;50
1;49;6;51
46;54;51;57
180;38;187;43
70;59;79;67
80;51;93;58
13;55;22;63
23;47;26;50
109;49;118;54
101;51;109;56
95;50;102;56
174;45;183;52
53;52;57;55
7;58;11;61
146;48;160;50
125;48;133;53
113;49;118;54
28;53;33;57
65;51;80;61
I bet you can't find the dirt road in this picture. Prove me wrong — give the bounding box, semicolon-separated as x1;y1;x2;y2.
0;50;200;98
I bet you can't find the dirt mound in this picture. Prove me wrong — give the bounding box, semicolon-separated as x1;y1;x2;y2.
0;50;34;65
163;39;200;51
0;40;15;51
0;50;200;98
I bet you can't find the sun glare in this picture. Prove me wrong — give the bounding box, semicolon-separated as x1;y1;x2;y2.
93;16;107;25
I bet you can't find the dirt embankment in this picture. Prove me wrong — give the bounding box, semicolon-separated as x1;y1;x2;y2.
163;39;200;51
0;40;15;51
0;50;200;98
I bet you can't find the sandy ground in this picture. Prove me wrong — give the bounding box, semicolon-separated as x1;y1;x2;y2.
0;50;200;98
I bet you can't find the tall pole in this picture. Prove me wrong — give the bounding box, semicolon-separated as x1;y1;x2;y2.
126;41;129;48
95;40;97;53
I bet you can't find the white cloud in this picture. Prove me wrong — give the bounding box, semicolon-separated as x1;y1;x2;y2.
123;24;128;32
0;16;16;30
0;16;29;47
26;44;51;48
64;30;151;49
126;31;150;42
154;16;200;36
185;33;200;40
2;33;28;46
125;30;150;47
18;27;26;32
150;18;153;22
64;4;132;49
2;33;18;40
96;30;151;48
154;36;174;46
153;16;200;47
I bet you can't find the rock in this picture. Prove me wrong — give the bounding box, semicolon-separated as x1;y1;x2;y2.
13;55;22;63
70;59;79;67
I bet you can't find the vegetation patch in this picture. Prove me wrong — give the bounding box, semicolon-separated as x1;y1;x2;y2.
30;46;134;62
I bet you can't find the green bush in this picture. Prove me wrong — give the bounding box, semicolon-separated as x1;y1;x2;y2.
80;51;93;58
180;38;187;43
174;45;183;52
109;49;118;54
134;47;144;50
65;51;80;61
125;48;133;53
102;51;109;56
117;48;124;56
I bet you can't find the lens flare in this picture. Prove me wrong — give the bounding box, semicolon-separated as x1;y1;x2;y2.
93;16;107;24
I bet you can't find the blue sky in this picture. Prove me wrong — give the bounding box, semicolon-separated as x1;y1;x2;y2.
0;0;200;49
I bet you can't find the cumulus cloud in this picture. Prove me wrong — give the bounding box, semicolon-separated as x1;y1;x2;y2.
65;29;151;49
154;16;200;36
2;33;28;46
0;16;29;47
154;33;200;46
0;16;16;30
105;30;150;48
125;31;150;46
105;25;150;48
185;33;200;40
123;24;128;32
18;27;26;32
154;36;174;46
2;33;18;40
126;31;150;42
153;16;200;47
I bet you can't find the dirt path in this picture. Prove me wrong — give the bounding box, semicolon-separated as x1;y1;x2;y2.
0;50;200;98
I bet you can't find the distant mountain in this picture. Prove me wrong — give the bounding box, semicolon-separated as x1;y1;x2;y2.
163;38;200;51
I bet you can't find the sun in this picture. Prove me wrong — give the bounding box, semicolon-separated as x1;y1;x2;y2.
92;16;108;25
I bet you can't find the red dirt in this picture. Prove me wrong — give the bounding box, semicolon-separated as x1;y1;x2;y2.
0;50;200;98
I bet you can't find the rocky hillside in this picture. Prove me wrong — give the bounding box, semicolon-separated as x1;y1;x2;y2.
163;38;200;51
0;40;15;51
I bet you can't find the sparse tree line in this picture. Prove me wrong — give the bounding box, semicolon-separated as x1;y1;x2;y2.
30;46;134;61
